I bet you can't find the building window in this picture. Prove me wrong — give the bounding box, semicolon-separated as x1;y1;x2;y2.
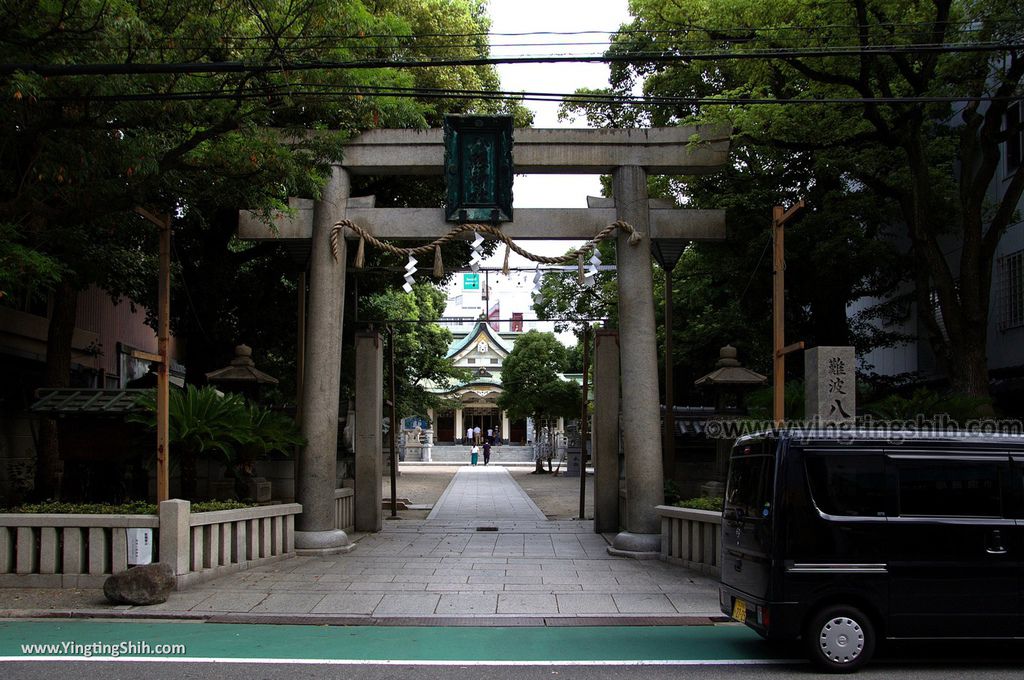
511;312;524;332
490;358;499;365
1007;101;1022;173
467;358;476;365
997;249;1024;330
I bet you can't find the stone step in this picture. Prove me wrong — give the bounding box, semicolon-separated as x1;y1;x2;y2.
424;445;536;463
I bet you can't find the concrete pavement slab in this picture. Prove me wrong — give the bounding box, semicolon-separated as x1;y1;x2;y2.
311;592;384;615
435;593;499;615
496;592;559;614
555;593;618;614
611;593;679;613
373;592;441;615
192;592;269;613
251;592;328;614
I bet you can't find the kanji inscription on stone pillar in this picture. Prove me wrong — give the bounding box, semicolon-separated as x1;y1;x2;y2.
805;346;856;424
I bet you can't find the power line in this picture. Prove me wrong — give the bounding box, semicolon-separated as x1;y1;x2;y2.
36;80;1023;106
5;41;1022;77
34;18;1023;45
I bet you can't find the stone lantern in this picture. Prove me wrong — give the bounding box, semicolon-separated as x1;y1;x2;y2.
694;345;767;413
205;344;281;503
205;344;279;402
694;345;767;492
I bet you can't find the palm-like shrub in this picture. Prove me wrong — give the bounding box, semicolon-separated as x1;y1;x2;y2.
130;385;304;499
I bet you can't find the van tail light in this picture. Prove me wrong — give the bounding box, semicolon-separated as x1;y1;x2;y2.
761;606;771;628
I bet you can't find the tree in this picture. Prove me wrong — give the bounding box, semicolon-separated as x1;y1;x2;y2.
533;158;904;403
1;0;529;497
496;330;580;473
584;0;1023;401
359;283;471;422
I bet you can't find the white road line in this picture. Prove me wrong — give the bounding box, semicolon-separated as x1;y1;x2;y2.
0;656;803;665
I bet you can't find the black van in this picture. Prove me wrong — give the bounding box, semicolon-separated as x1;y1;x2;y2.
719;430;1023;672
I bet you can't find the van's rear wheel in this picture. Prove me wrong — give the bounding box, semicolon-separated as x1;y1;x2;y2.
805;605;875;673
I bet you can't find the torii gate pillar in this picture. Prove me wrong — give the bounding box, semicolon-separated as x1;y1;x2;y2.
608;167;663;557
294;165;354;554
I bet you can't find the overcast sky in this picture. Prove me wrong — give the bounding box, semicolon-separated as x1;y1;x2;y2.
442;1;632;342
483;0;630;267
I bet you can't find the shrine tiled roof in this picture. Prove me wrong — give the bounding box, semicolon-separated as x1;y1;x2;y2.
445;321;514;358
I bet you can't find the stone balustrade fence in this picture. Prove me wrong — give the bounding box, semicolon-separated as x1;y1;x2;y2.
334;487;354;533
0;513;160;588
0;500;306;589
160;500;302;588
657;505;722;577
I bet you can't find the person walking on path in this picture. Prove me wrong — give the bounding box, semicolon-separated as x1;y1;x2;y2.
486;427;493;444
470;444;479;466
483;441;491;465
473;425;481;445
466;426;473;445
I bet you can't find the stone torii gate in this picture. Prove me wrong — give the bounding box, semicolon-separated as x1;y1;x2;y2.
239;126;729;557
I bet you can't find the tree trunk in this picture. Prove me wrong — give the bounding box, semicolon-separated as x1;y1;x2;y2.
34;279;78;500
945;327;994;409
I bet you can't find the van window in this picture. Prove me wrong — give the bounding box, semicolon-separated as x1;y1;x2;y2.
725;441;775;521
896;459;1003;517
805;454;886;517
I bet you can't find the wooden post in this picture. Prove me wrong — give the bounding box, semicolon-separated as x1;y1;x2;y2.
578;326;590;520
295;270;306;424
135;207;171;503
772;201;804;426
663;266;675;482
156;215;170;503
387;326;398;519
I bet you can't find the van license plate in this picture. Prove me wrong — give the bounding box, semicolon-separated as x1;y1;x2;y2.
732;598;747;623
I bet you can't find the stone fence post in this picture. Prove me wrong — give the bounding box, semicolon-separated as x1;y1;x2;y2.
158;499;190;576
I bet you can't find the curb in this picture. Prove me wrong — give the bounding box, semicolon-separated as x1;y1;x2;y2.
0;609;731;627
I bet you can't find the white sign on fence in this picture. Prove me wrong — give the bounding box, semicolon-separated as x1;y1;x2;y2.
126;528;154;565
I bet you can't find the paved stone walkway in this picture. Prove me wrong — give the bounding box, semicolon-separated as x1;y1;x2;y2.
166;465;722;621
427;465;546;521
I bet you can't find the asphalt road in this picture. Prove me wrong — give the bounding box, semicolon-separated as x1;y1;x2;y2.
2;658;1024;680
1;620;1021;678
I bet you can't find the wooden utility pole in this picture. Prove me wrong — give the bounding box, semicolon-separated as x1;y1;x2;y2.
387;325;398;519
578;326;590;520
134;208;172;502
662;265;675;481
772;201;805;426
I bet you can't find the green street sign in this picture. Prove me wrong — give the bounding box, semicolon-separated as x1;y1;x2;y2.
464;273;480;290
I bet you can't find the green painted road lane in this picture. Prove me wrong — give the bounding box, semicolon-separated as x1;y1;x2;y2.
0;621;789;664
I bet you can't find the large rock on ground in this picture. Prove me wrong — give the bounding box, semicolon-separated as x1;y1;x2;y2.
103;563;175;605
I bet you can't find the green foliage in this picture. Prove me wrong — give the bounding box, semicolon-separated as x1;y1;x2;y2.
0;0;529;396
497;330;581;423
360;283;471;421
664;480;683;506
128;385;304;471
562;0;1024;398
533;241;618;334
0;223;62;304
745;381;805;421
675;497;724;512
1;500;254;515
863;388;992;422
